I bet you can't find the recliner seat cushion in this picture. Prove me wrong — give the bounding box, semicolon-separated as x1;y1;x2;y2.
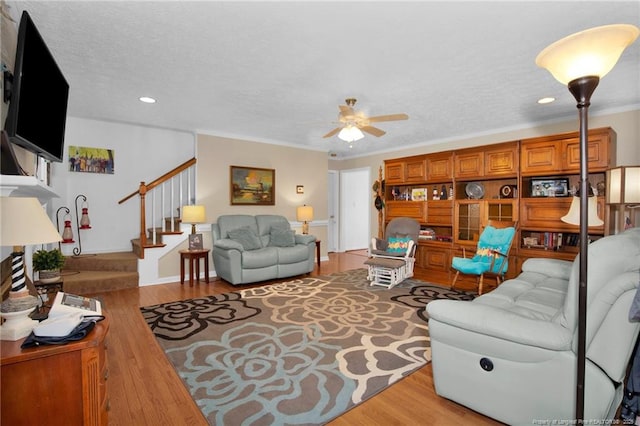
241;247;278;268
276;245;309;264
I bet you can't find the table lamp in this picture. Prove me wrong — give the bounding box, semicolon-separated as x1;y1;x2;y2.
182;205;206;234
296;205;314;235
1;197;62;340
606;166;640;233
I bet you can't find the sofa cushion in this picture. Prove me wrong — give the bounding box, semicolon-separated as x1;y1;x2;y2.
268;228;296;247
227;226;262;250
217;215;259;239
241;247;278;268
277;244;310;264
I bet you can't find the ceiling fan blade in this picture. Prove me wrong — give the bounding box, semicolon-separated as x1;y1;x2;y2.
323;127;341;138
368;113;409;123
360;126;386;137
339;105;354;116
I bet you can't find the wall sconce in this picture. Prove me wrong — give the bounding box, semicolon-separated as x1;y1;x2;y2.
296;204;314;235
606;165;640;232
182;205;206;234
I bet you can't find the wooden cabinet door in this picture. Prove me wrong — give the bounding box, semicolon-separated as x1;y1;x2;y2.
405;158;427;182
385;201;425;222
385;161;405;184
521;140;562;175
520;198;570;230
563;132;612;172
454;200;482;244
426;200;453;225
485;143;518;176
426;154;453;181
454;151;484;179
423;246;451;271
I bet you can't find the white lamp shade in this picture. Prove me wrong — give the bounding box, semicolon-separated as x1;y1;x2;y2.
296;205;314;222
606;166;640;205
182;205;206;223
536;24;639;84
0;197;62;246
338;126;364;143
561;196;603;227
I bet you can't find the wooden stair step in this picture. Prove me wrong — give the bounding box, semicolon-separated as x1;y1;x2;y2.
63;251;138;273
61;270;139;295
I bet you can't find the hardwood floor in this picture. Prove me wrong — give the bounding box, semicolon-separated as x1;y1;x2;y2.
94;250;501;425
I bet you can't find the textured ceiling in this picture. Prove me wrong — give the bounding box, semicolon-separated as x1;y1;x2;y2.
4;1;639;159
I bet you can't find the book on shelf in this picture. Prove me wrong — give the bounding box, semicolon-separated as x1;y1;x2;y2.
523;232;565;250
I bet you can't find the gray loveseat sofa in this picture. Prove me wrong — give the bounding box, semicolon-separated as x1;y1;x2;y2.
426;227;640;424
212;214;316;285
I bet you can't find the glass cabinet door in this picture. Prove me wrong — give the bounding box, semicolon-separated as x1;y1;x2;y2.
455;200;481;243
487;200;516;222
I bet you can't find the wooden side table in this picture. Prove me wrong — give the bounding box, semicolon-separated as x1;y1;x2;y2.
315;240;321;267
179;249;210;286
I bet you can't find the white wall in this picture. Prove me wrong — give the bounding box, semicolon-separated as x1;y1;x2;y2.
49;117;195;254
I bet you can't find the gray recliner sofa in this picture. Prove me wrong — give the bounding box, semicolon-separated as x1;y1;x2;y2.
426;227;640;425
212;214;316;285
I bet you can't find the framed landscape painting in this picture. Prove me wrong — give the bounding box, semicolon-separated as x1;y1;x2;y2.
230;166;275;205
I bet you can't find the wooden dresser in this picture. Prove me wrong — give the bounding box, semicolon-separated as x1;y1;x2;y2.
1;315;110;426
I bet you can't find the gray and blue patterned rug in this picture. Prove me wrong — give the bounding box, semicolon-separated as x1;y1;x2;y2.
140;268;474;425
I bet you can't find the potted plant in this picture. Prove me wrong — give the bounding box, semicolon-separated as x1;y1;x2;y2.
32;248;65;283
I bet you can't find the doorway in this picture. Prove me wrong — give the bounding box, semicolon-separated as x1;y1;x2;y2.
338;167;370;251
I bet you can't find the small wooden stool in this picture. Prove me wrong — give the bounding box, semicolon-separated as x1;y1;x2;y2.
179;249;210;286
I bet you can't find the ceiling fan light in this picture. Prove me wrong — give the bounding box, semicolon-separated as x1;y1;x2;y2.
338;126;364;142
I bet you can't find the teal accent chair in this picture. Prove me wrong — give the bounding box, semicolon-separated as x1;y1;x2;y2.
450;220;516;294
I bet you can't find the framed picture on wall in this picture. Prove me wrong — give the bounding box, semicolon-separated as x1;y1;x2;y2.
230;166;275;205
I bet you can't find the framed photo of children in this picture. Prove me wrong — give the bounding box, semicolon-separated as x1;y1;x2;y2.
68;146;114;174
188;233;203;250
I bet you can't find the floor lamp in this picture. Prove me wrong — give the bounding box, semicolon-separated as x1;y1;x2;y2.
536;24;639;421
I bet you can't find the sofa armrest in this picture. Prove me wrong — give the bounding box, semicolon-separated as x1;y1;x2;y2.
295;234;316;245
427;300;573;351
213;238;245;252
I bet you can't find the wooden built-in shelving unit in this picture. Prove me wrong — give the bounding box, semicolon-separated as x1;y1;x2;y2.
383;127;616;288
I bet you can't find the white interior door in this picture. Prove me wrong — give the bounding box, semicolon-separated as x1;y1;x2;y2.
339;168;370;251
327;170;339;252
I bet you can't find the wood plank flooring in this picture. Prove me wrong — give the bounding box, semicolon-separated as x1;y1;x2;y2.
93;250;501;425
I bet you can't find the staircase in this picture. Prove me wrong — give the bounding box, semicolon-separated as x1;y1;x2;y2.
57;158;198;293
60;252;139;295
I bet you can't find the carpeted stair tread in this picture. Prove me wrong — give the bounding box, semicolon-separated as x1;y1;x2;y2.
60;251;139;295
64;251;138;272
61;270;138;295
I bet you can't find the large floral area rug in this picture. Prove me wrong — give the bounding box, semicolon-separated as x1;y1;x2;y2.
140;268;474;425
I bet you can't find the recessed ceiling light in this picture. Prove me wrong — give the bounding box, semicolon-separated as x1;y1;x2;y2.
537;97;556;104
139;96;156;104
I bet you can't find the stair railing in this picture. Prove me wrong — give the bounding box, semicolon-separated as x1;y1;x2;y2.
119;158;197;258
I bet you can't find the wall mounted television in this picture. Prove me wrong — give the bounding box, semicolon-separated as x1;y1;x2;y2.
3;10;69;163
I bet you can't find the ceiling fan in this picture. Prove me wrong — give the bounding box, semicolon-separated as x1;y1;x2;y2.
322;98;409;141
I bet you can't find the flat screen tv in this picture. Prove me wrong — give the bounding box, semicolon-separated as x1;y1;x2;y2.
4;10;69;163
